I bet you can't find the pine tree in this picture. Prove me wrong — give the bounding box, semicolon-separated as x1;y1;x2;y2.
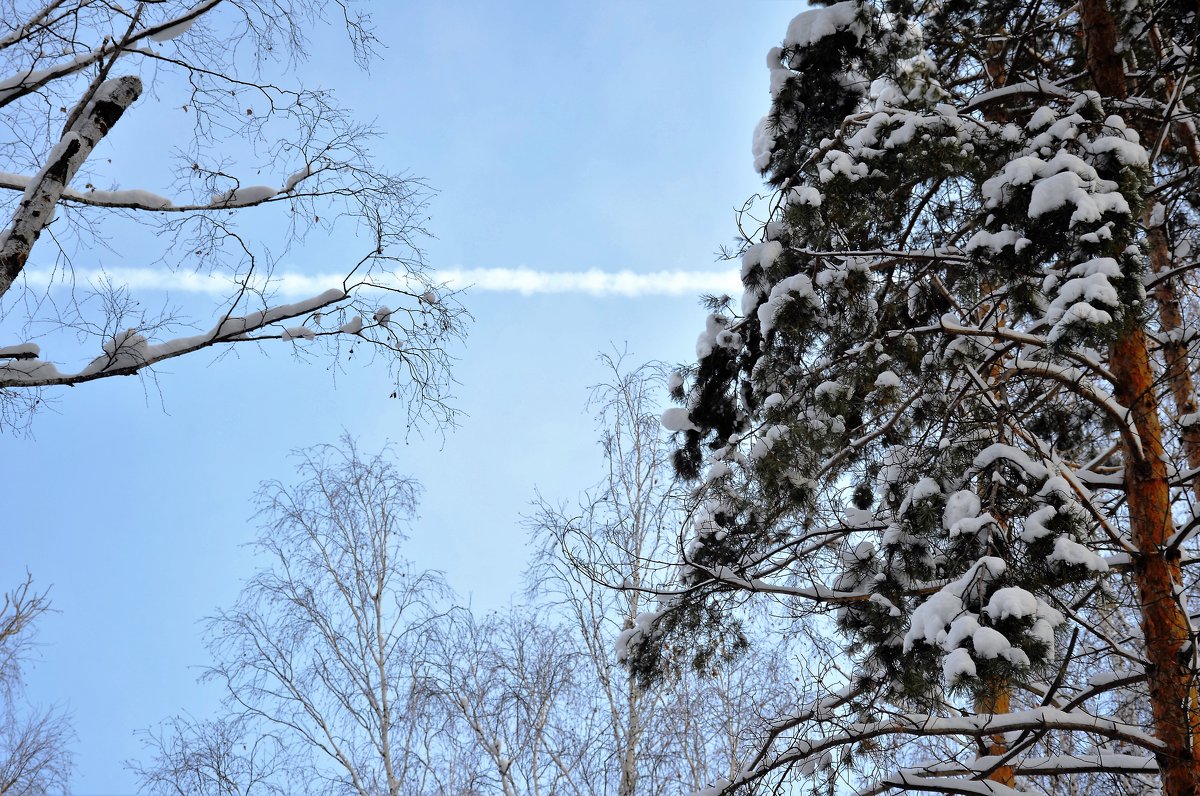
629;1;1200;793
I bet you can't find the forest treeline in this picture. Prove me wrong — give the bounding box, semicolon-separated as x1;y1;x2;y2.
4;0;1200;793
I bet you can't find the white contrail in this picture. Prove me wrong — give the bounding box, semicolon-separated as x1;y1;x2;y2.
437;267;740;297
21;266;741;298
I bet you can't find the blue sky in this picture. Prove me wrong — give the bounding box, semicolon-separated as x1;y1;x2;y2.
3;2;800;792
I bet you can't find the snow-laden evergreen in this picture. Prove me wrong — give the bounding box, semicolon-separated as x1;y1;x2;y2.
630;0;1200;793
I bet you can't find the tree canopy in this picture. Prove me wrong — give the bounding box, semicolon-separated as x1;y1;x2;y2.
633;0;1200;793
0;0;466;432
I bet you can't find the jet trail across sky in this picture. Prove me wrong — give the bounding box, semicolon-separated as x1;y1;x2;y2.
21;266;742;298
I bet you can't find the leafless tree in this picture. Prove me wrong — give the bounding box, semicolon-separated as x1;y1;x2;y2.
434;608;592;796
131;714;292;796
134;439;452;796
0;575;73;795
0;0;466;432
529;352;798;795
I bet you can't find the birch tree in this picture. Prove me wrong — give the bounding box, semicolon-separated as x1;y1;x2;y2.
434;608;591;796
0;575;73;795
0;0;465;432
134;440;452;796
532;354;798;795
627;1;1200;794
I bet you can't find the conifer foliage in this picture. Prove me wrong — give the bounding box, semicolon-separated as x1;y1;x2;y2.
632;0;1200;793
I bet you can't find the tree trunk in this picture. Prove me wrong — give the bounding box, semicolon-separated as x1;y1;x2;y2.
1079;1;1200;793
1112;324;1200;796
1144;24;1200;505
0;76;141;299
976;688;1016;787
1146;212;1200;505
618;672;640;796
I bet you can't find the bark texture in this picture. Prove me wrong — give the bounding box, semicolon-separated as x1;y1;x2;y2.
979;688;1016;787
1080;2;1200;791
1147;214;1200;505
0;75;141;300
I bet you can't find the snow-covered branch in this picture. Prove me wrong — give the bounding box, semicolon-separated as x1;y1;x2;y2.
0;162;322;212
0;0;466;430
0;288;350;388
0;0;222;108
0;75;142;298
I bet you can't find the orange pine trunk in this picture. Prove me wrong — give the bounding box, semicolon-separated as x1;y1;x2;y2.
977;687;1016;787
1078;1;1200;792
1111;323;1200;796
1146;218;1200;504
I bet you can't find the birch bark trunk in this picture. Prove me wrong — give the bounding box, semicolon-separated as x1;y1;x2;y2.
0;76;141;299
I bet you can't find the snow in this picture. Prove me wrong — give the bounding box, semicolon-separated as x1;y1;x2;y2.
770;61;794;99
12;288;356;385
815;380;847;400
752;117;774;172
211;185;278;207
79;329;149;375
1019;505;1057;542
148;0;220;41
842;540;874;564
783;1;865;50
1044;256;1124;339
971;626;1028;666
874;370;900;388
704;461;731;482
614;610;663;663
904;558;1007;653
0;358;63;383
748;424;789;460
150;17;196;42
910;477;941;501
78;187;174;209
1027;105;1056;129
0;171;179;209
661;407;697;433
0;53;91;102
972;444;1048;479
1088;669;1140;689
942;490;981;533
903;752;1156;778
1090;132;1149;166
983;587;1039;621
0;343;39;359
944;614;981;649
964;229;1029;254
981;149;1131;229
210;289;347;340
281;326;316;341
787;185;823;207
740;240;784;280
338;317;364;335
1048;535;1109;572
373;306;393;324
868;593;900;617
1028;169;1128;223
695;314;740;359
905;590;966;650
1030;617;1057;650
943;647;977;682
843;507;873;526
282;164;313;193
757;274;820;335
